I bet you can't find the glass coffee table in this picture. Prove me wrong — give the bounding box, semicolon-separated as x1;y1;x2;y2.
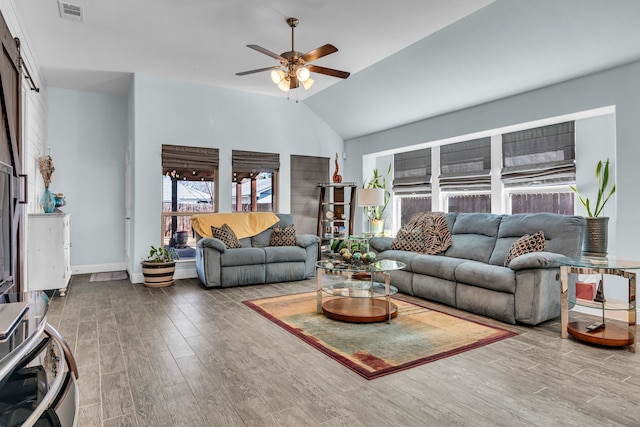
316;259;406;323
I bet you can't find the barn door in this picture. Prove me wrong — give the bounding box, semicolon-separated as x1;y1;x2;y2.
0;11;23;292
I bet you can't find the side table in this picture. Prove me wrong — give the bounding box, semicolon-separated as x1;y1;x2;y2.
558;256;639;352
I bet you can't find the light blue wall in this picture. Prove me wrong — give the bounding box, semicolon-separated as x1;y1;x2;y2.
47;88;128;269
131;74;344;278
345;60;640;263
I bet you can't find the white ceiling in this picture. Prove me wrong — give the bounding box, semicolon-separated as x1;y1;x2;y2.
14;0;640;140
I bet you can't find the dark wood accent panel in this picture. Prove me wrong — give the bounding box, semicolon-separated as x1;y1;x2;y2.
291;155;329;235
0;11;22;292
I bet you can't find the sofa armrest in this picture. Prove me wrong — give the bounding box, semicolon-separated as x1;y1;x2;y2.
296;234;320;248
369;236;394;252
508;251;564;270
197;237;227;253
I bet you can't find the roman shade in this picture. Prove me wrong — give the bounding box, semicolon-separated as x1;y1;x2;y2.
393;148;431;194
501;122;575;187
162;144;219;181
232;150;280;173
439;138;491;191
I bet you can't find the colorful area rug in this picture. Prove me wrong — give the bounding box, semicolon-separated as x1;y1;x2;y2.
244;292;517;380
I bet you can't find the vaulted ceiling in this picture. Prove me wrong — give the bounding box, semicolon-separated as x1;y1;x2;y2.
15;0;640;139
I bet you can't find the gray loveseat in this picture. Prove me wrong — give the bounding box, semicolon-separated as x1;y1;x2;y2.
195;213;319;288
369;213;585;325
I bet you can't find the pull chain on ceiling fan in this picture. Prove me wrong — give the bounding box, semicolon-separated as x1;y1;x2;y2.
236;17;350;92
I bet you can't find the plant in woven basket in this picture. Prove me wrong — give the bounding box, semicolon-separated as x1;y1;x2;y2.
570;159;616;217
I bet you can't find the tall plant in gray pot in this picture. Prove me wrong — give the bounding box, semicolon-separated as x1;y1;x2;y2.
570;159;616;256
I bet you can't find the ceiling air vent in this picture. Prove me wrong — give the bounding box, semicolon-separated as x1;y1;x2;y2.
58;1;84;22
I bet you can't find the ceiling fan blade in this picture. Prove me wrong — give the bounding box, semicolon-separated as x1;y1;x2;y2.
289;75;299;89
235;66;281;76
247;44;286;62
300;44;338;63
307;65;350;79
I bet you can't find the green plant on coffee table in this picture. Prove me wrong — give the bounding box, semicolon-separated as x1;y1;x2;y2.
145;245;179;263
569;158;616;217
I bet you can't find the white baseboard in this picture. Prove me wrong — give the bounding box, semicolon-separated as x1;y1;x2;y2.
72;262;127;275
130;259;198;284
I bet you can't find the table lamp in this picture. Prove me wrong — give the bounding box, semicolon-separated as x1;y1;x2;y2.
358;188;385;236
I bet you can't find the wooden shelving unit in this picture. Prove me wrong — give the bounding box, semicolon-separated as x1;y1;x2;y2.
316;182;357;258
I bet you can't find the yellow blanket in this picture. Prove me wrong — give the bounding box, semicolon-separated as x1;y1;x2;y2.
191;212;280;239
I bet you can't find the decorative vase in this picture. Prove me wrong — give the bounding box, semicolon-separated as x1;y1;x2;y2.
370;219;385;236
40;187;55;213
582;217;609;257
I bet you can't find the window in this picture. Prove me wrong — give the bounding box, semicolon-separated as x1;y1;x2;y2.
393;148;432;226
399;196;432;226
439;138;491;212
447;194;491;213
510;192;574;215
161;145;218;256
502;122;575;214
232;150;279;212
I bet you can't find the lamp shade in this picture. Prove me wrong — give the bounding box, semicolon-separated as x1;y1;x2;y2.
358;188;384;207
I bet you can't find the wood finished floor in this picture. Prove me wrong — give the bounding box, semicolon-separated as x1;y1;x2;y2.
49;274;640;427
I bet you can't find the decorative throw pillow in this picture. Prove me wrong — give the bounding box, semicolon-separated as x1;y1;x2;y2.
391;228;426;252
270;224;296;246
504;231;545;267
211;224;241;249
404;212;452;254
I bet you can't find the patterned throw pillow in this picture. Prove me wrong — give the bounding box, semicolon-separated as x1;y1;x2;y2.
405;212;452;255
270;224;296;246
211;224;241;249
504;231;545;267
391;229;426;252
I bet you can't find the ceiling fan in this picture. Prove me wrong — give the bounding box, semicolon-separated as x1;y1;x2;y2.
236;17;350;92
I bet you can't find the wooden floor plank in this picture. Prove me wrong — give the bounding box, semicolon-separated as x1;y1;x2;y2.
61;275;640;427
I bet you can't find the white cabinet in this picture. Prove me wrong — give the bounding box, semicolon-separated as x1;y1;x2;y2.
27;213;71;295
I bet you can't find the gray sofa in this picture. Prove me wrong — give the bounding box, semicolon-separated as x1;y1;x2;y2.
195;213;319;288
369;213;585;325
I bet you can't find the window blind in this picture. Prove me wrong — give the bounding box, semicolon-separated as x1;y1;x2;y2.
501;121;575;187
232;150;280;173
439;137;491;191
162;144;219;181
393;148;431;194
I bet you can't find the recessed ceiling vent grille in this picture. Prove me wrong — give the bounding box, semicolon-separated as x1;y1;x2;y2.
58;1;84;22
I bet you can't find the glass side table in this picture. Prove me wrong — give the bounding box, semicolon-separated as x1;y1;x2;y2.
558;256;639;352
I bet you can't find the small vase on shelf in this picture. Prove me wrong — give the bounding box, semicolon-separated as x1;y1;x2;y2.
40;187;55;213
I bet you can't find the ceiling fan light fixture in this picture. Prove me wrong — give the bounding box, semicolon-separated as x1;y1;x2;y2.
302;78;314;90
270;69;285;84
277;78;291;92
296;67;310;82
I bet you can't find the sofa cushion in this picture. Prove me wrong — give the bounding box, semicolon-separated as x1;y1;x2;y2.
211;224;241;249
504;231;545;267
264;246;306;263
220;247;266;266
270;224;296;246
444;213;501;263
411;255;467;282
376;249;420;271
454;261;516;294
489;213;585;265
391;229;425;252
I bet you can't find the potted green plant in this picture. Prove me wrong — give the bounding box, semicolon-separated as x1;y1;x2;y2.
141;245;179;287
365;164;391;235
570;158;616;256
